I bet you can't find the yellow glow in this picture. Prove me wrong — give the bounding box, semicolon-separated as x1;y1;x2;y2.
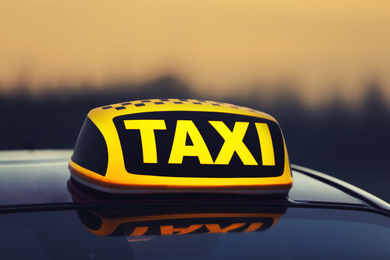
0;0;390;104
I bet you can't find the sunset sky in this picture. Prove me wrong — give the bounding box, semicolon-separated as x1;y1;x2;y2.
1;0;390;106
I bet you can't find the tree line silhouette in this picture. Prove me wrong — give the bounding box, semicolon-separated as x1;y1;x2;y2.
1;76;389;201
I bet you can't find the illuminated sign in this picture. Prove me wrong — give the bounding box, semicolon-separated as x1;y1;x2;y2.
115;112;284;178
69;99;292;193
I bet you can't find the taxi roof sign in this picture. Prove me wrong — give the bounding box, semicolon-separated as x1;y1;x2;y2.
69;99;292;194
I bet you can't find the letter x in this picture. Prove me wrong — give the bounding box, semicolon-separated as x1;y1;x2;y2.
209;121;258;165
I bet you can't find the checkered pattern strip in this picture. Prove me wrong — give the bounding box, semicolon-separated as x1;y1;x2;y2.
101;99;259;113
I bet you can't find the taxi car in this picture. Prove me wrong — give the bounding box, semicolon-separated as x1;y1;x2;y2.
1;99;390;259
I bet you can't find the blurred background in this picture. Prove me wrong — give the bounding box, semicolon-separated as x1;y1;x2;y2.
1;1;389;201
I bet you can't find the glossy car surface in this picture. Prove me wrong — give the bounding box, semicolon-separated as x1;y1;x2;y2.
1;150;390;259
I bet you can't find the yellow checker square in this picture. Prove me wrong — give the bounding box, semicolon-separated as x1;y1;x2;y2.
69;99;293;194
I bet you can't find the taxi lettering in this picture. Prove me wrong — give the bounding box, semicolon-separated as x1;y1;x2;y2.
124;119;275;166
127;222;265;236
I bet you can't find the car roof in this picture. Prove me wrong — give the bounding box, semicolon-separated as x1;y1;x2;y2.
2;150;390;260
1;150;389;216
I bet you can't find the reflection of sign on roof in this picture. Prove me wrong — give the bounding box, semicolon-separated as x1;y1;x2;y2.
69;99;292;194
78;210;285;237
69;177;287;238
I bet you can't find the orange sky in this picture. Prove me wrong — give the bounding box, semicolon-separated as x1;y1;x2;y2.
1;0;390;106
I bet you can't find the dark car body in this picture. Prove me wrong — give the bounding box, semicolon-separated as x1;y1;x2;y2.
1;150;390;259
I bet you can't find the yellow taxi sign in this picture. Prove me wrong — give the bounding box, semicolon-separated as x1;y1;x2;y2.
69;99;292;193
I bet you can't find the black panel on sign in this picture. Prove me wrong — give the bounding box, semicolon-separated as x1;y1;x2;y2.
113;112;285;178
72;118;108;176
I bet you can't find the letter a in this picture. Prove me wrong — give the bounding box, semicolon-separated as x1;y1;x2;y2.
168;120;213;164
